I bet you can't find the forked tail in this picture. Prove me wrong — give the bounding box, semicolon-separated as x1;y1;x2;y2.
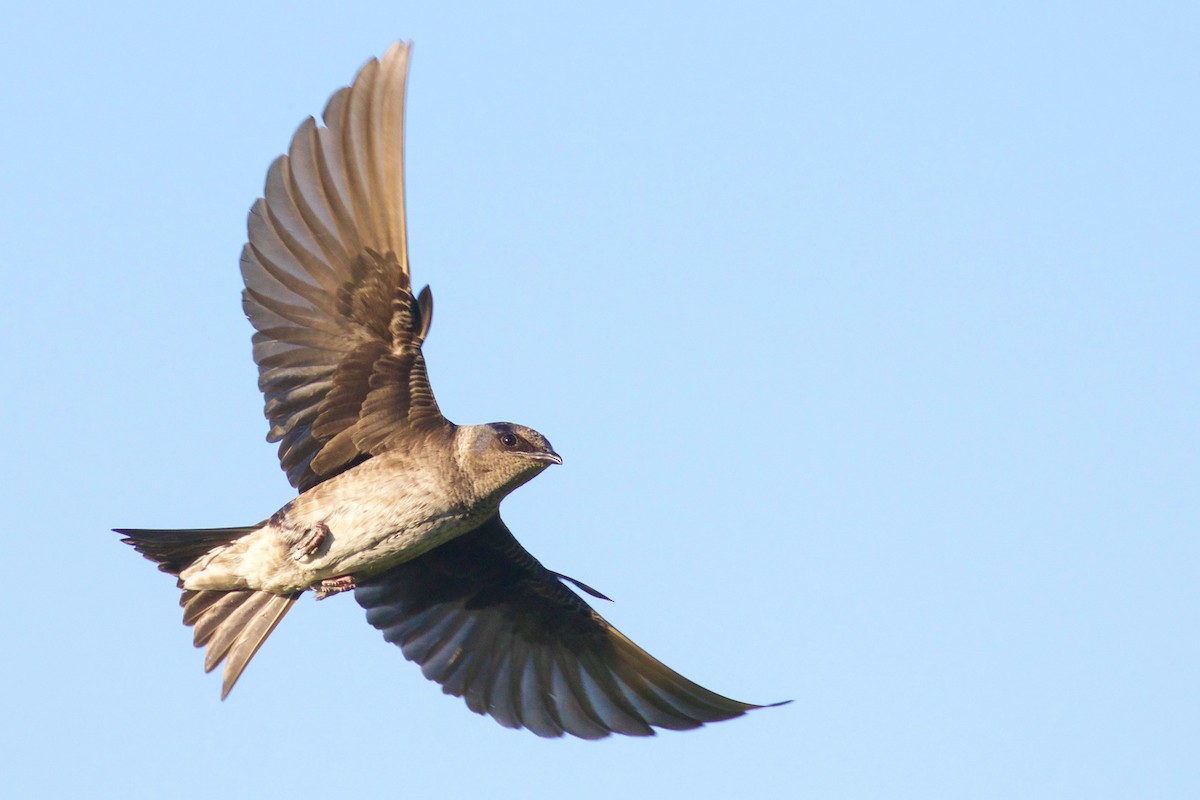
117;526;300;698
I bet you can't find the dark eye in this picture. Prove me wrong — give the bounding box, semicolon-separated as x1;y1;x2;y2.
499;433;519;448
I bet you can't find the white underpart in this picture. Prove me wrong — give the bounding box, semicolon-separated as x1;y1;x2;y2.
180;451;488;594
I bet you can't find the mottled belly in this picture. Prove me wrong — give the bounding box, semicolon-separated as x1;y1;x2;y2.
301;509;478;581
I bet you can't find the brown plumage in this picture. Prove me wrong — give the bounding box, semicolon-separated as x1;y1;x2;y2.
117;42;782;737
357;515;769;738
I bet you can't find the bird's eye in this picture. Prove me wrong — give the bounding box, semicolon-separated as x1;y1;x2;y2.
499;433;519;448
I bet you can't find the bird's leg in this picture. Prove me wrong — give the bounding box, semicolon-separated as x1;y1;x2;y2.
288;521;330;561
314;575;357;600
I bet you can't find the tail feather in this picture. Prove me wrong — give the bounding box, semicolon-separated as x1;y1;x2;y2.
117;526;300;698
184;588;299;699
117;526;258;575
182;587;228;626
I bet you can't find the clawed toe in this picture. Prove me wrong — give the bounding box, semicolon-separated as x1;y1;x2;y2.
290;522;330;561
314;575;356;599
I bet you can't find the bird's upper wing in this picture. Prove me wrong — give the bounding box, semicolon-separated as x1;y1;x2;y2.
241;42;447;491
355;514;772;739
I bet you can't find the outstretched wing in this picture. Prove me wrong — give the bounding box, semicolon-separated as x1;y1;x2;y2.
355;515;775;739
241;41;447;492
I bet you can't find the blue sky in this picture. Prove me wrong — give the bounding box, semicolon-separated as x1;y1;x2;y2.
2;2;1196;798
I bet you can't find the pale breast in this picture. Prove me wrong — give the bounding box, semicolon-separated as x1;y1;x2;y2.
182;450;483;594
262;452;482;591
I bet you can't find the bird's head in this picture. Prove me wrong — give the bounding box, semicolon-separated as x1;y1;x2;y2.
455;422;562;502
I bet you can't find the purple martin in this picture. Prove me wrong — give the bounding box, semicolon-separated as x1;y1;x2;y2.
118;41;780;738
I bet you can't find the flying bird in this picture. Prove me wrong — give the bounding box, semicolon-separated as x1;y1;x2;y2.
118;41;778;739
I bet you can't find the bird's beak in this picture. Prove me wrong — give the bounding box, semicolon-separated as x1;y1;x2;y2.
529;450;563;466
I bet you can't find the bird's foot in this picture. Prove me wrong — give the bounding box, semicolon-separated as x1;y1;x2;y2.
314;575;356;600
290;522;330;561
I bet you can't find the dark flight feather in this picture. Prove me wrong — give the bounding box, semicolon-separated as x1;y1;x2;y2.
356;515;774;739
240;43;448;493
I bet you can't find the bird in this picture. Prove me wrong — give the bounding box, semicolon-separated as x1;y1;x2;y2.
117;41;780;739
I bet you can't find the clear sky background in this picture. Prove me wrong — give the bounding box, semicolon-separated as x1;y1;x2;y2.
2;2;1196;798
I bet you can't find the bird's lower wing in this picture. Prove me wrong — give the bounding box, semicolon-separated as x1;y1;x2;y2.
354;514;774;739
